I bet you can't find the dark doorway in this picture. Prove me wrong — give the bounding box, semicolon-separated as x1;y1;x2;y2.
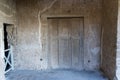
3;23;14;73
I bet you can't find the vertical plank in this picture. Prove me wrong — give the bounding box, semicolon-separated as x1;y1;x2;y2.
58;19;71;68
48;19;59;69
79;18;84;70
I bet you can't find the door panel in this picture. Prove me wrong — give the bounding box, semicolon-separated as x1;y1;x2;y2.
59;39;71;68
71;39;80;69
48;19;59;68
58;19;70;39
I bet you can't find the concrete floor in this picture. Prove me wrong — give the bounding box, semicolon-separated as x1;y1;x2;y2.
6;69;108;80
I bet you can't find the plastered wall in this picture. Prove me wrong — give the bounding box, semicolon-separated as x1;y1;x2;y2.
101;0;118;80
0;0;16;80
0;0;119;80
15;0;102;70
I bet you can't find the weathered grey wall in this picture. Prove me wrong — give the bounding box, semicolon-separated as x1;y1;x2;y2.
0;0;16;80
101;0;118;80
15;0;102;70
117;0;120;80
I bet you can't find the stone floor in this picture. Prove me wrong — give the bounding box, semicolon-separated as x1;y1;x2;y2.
6;69;108;80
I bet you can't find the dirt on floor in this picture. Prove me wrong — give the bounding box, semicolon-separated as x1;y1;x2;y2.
6;69;108;80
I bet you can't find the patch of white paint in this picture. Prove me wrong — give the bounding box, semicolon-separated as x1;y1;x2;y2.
91;47;100;55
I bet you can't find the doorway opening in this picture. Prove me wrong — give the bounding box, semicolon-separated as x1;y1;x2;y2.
3;23;14;74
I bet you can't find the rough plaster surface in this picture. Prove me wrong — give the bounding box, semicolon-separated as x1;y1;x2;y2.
117;0;120;80
6;69;108;80
0;0;16;80
0;0;118;80
15;0;102;71
101;0;118;80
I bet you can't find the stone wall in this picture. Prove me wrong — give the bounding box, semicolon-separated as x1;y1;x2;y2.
0;0;16;80
15;0;102;70
101;0;118;80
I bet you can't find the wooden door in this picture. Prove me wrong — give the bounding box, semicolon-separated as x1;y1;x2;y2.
48;18;84;70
